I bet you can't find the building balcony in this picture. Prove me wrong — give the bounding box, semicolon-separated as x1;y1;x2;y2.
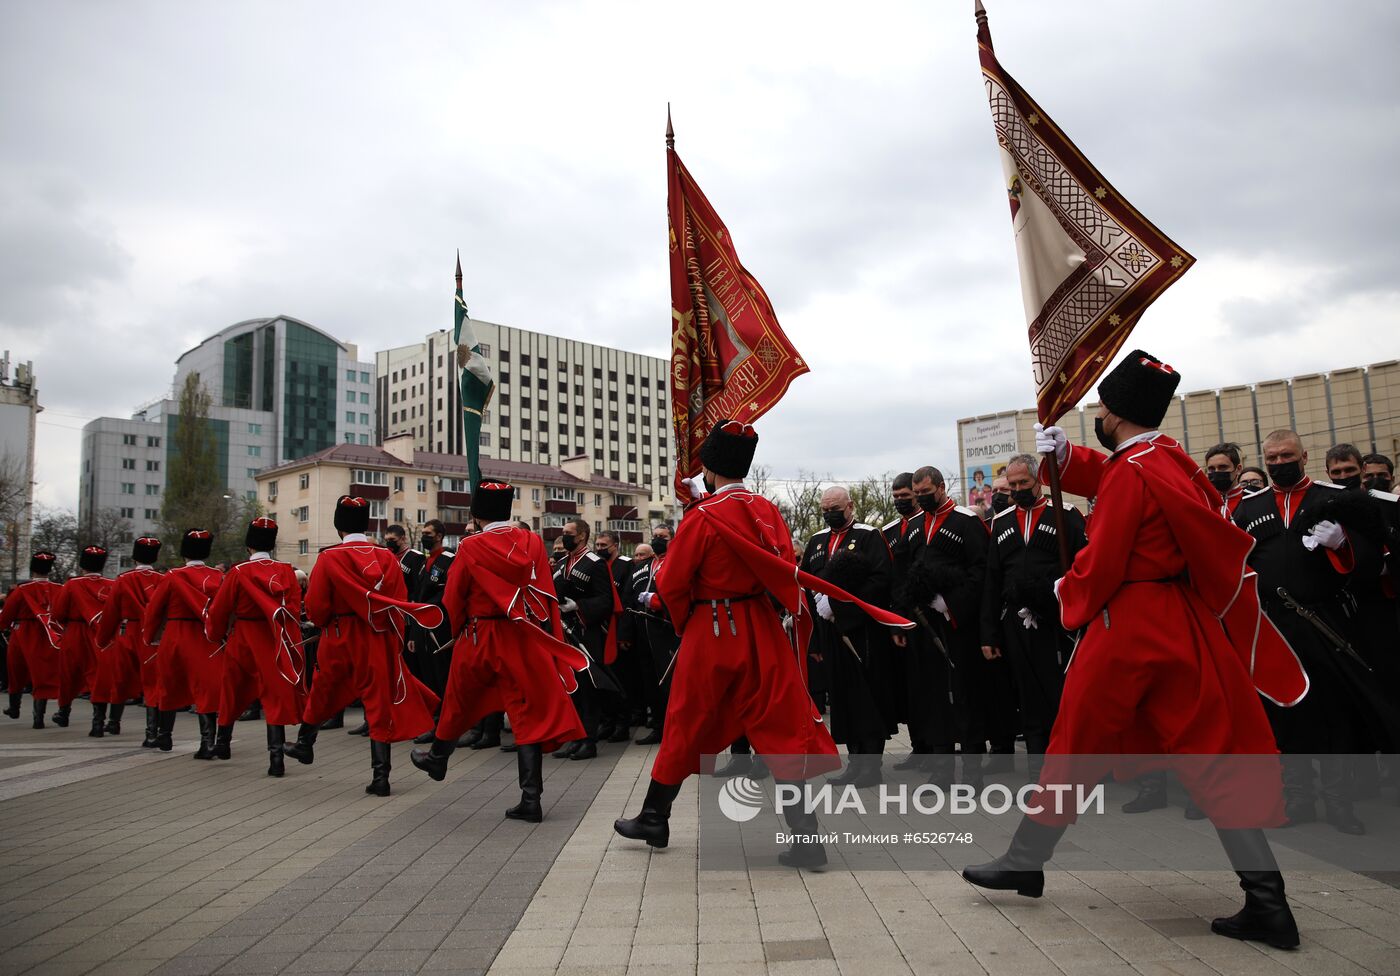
544;499;578;514
441;521;470;537
618;531;644;545
542;526;564;541
438;490;472;508
608;504;639;520
349;483;390;501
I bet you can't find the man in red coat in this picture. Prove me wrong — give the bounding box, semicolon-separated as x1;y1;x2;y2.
283;496;442;796
207;518;306;777
1;551;61;728
142;530;224;754
614;421;911;868
52;546;113;732
410;483;588;822
963;351;1308;951
93;537;163;739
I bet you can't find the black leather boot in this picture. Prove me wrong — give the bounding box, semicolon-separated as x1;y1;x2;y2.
472;712;503;749
318;710;345;730
212;721;233;760
410;736;457;782
1281;755;1316;825
4;693;20;719
1211;828;1300;949
1319;756;1364;835
89;702;108;737
634;725;663;745
613;779;682;848
239;703;261;721
157;709;176;752
961;817;1067;898
141;706;159;748
282;723;318;765
551;739;580;759
52;704;70;727
32;698;47;730
347;718;369;736
191;713;214;759
569;739;598;760
506;744;544;822
456;727;484;749
778;784;828;869
105;703;124;734
713;751;753;778
413;730;435;744
266;726;285;777
1121;771;1168;813
366;740;391;796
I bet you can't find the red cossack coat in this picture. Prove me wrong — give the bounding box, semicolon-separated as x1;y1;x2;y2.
94;566;163;704
207;556;307;726
52;574;112;707
0;578;62;698
142;565;225;713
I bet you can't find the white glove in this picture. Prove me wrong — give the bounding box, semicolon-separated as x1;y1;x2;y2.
814;593;835;621
682;475;708;499
782;613;794;633
1053;577;1064;601
637;590;655;609
930;594;949;618
1018;607;1040;630
1303;519;1346;551
559;598;579;613
1034;423;1069;464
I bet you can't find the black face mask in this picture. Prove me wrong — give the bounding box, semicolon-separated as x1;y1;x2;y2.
1333;473;1362;490
893;497;916;517
703;475;716;495
822;510;849;531
421;535;437;551
1266;460;1304;489
559;535;578;552
915;493;940;513
1094;416;1116;452
990;493;1012;514
1011;488;1039;510
384;538;402;554
650;536;669;556
1207;470;1235;494
1364;475;1393;493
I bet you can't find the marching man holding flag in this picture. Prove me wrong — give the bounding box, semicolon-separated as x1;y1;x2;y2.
962;3;1308;949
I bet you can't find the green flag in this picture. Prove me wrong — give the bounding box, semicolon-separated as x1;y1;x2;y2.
453;252;495;495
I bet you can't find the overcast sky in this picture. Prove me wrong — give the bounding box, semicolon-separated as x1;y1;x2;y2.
4;0;1398;511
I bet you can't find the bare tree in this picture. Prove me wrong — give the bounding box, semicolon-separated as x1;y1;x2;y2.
0;453;29;589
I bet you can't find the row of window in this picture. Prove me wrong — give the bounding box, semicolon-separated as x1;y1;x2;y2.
121;458;161;471
119;483;160;495
344;391;371;405
120;434;161;447
117;507;161;520
344;411;371;426
345;369;372;384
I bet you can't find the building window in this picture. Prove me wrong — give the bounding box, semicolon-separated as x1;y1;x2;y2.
369;500;386;518
359;413;370;426
248;422;262;434
350;468;388;485
298;506;310;522
358;434;369;445
479;343;491;356
299;540;309;556
415;478;427;493
121;483;135;494
346;410;356;423
144;508;158;520
146;459;160;471
359;392;369;405
393;475;404;492
532;488;541;502
345;433;356;443
444;477;468;492
143;483;158;496
248;445;262;457
247;468;259;479
500;437;510;451
122;458;135;470
147;436;160;448
416;509;427;523
299;473;310;489
122;433;137;445
360;371;370;384
120;507;135;519
393;507;405;521
268;481;279;499
480;432;491;447
346;391;356;403
346;368;357;381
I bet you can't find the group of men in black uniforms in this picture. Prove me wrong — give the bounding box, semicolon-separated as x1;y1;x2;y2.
781;434;1399;838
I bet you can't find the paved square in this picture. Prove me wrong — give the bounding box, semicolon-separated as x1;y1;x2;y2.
1;702;1397;975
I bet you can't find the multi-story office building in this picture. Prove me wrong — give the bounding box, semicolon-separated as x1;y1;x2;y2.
376;320;673;508
80;316;375;547
955;359;1400;509
254;433;662;570
0;352;41;590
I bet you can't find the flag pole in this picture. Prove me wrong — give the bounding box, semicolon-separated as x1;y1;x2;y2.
666;102;674;149
1042;443;1071;573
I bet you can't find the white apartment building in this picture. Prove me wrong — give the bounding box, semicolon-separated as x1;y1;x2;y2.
0;352;41;590
376;320;673;507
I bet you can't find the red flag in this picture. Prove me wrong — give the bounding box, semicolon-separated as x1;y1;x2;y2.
976;1;1195;424
667;122;809;502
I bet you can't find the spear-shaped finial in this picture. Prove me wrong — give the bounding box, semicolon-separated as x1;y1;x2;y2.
666;103;674;150
455;249;463;289
975;0;992;48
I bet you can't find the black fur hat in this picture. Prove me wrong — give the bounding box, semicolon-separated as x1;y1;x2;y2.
132;537;161;565
78;545;109;574
180;529;214;561
471;482;514;523
29;550;56;576
334;495;370;534
699;419;758;479
1098;350;1181;428
245;517;278;553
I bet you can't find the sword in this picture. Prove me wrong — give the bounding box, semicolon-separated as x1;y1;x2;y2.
909;606;955;705
839;633;865;666
1276;587;1371;671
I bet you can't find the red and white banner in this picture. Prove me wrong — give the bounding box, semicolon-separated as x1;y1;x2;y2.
976;0;1195;424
